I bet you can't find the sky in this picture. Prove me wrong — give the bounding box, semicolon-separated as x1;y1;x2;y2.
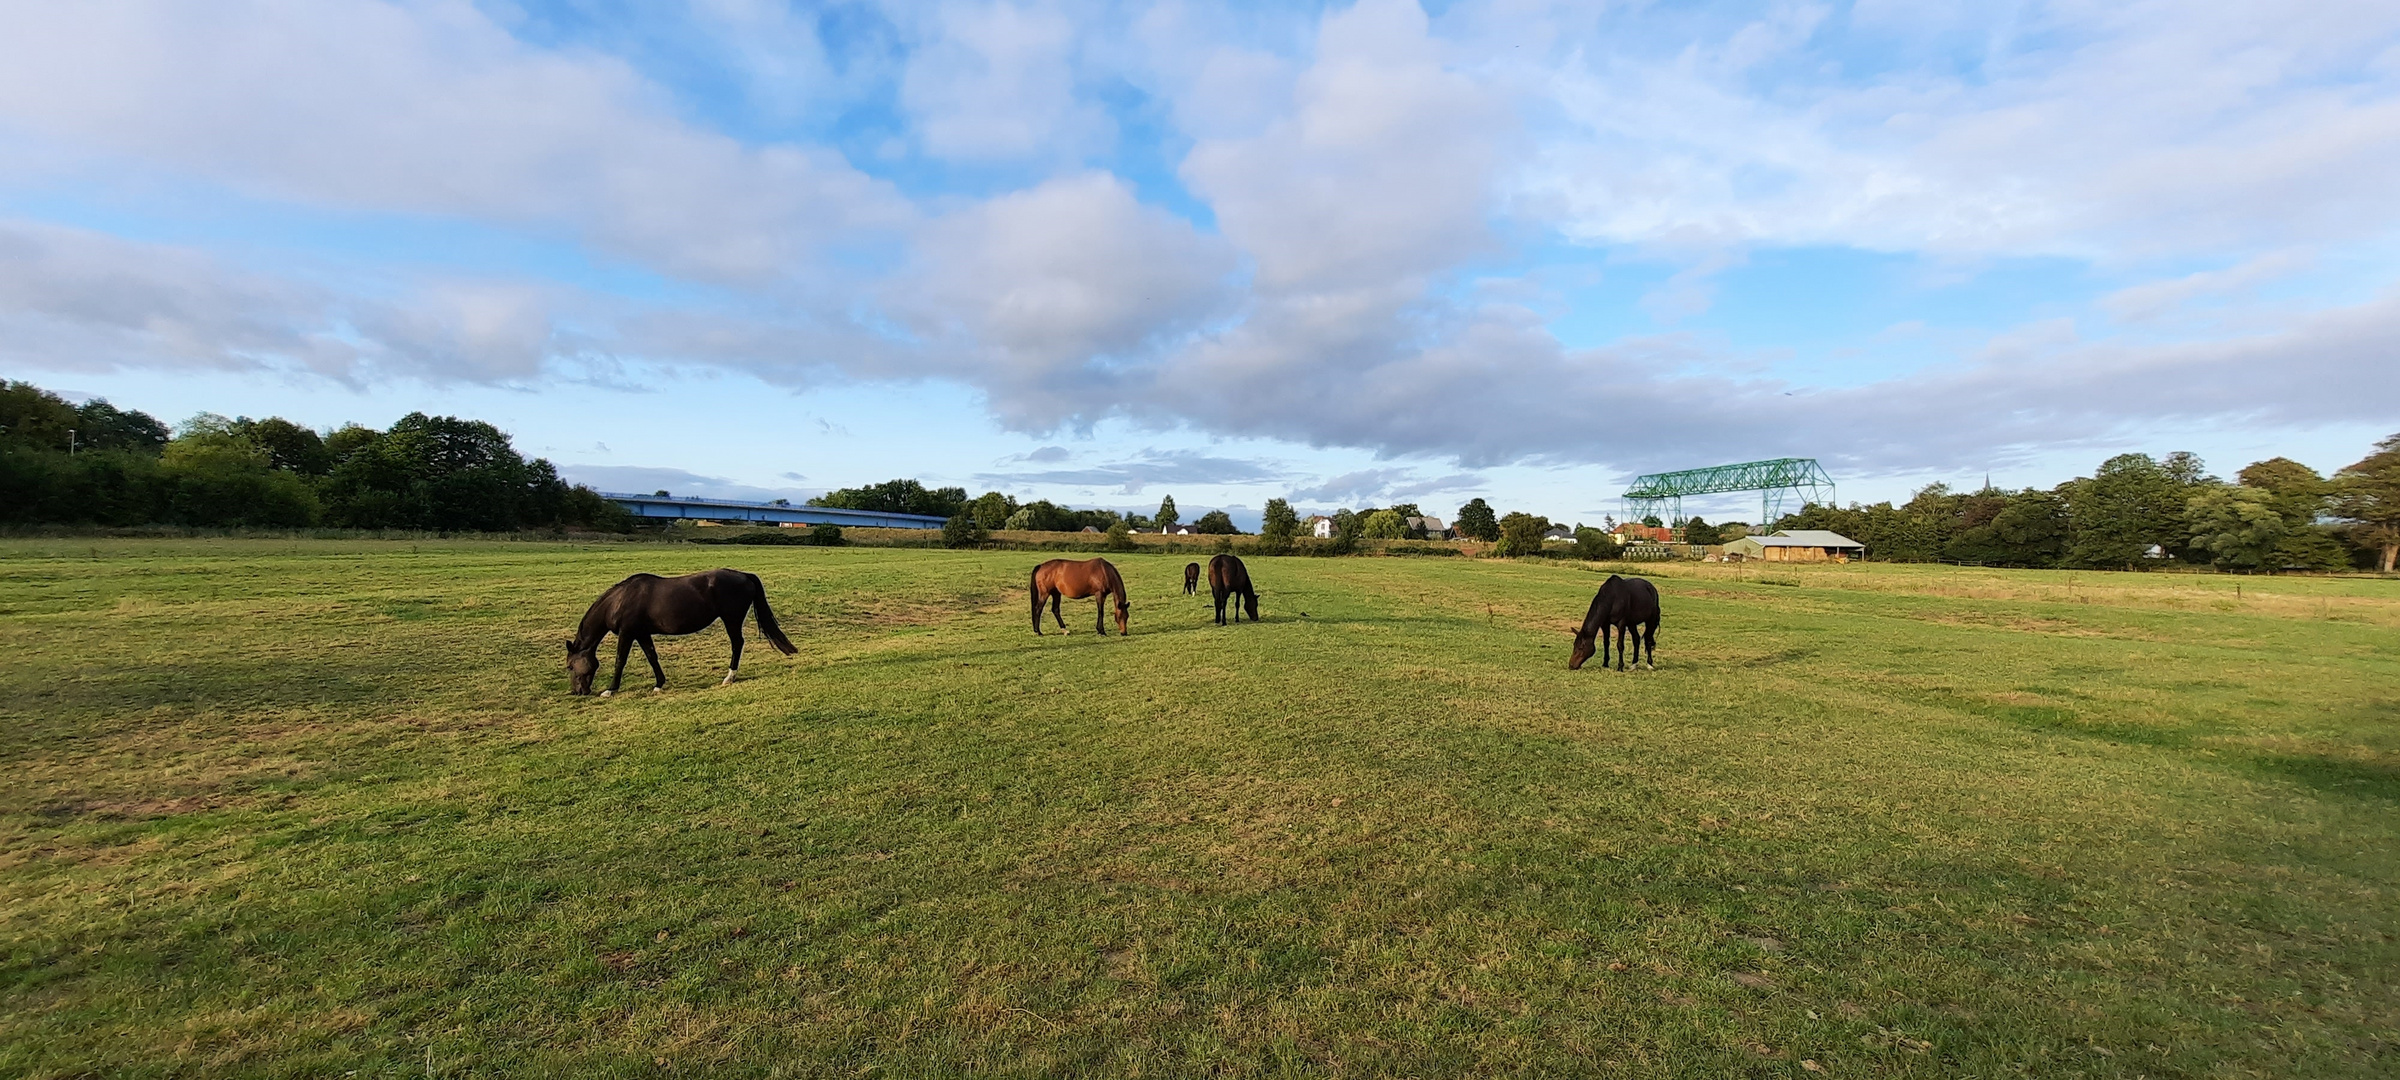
3;0;2397;529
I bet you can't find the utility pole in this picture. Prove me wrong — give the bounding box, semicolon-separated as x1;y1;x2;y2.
68;429;77;455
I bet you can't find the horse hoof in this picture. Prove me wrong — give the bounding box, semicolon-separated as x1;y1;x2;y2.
722;673;737;686
652;686;664;694
599;690;614;698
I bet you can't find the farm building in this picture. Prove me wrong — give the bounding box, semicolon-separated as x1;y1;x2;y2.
1613;522;1673;543
1307;515;1335;538
1722;529;1865;563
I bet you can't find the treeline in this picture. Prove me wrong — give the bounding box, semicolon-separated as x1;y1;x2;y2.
1774;443;2400;572
812;483;1241;535
0;380;630;532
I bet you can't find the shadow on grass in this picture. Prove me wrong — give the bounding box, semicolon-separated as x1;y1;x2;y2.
1925;690;2400;804
2245;753;2400;804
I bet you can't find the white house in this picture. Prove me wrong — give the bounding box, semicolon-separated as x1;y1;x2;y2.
1306;515;1335;538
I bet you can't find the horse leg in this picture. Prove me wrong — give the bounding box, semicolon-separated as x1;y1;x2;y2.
639;636;665;690
1051;593;1069;632
605;634;632;696
1642;620;1658;670
723;620;744;685
1094;594;1108;636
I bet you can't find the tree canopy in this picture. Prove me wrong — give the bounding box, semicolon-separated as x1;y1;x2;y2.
1454;497;1499;541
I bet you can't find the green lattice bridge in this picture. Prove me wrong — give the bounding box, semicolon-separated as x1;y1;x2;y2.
1621;457;1836;527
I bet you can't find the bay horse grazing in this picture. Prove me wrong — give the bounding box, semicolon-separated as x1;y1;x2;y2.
1570;574;1660;671
1208;553;1258;625
565;568;796;696
1031;557;1130;636
1184;562;1201;595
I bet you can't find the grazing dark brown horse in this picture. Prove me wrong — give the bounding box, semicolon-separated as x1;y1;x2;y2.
1208;553;1258;625
1183;562;1201;595
1032;557;1130;635
565;568;796;695
1569;574;1660;671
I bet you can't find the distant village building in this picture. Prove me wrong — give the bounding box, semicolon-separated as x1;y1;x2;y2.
1722;529;1865;563
1541;524;1574;541
1405;515;1451;539
1613;522;1674;544
1306;515;1335;538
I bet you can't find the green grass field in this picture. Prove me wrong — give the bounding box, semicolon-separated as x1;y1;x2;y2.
2;539;2394;1078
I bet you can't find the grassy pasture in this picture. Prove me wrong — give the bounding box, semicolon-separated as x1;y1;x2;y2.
0;538;2394;1078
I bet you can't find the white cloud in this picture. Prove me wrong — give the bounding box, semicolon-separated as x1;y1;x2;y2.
885;171;1238;422
0;220;558;382
898;1;1111;161
1521;0;2400;260
0;0;909;282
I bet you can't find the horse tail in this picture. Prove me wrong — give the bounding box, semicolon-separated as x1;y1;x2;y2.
746;572;798;654
1030;565;1044;633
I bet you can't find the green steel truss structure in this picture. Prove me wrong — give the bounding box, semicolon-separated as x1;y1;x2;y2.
1621;457;1836;527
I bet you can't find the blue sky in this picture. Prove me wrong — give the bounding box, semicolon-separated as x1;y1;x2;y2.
3;0;2396;529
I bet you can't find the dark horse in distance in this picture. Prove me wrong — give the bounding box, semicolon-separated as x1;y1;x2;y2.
566;568;796;695
1184;561;1202;595
1208;553;1258;625
1569;574;1660;671
1032;557;1130;636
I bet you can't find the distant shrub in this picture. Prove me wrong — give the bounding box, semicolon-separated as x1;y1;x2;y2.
812;523;846;546
941;514;983;549
1105;520;1135;551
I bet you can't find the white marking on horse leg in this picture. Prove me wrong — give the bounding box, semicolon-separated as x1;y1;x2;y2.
599;690;614;698
651;686;664;693
722;670;737;685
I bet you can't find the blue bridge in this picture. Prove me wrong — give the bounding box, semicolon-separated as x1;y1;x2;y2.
602;492;948;529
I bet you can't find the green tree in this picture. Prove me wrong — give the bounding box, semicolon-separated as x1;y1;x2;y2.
232;416;332;475
1681;516;1722;545
2332;433;2400;572
1105;520;1136;551
1194;509;1238;535
73;399;171;454
1155;495;1179;533
809;523;844;546
1495;512;1551;557
970;491;1017;530
1572;526;1618;560
1454;497;1500;542
1321;508;1361;554
1358;509;1406;539
1260;498;1299;542
942;513;987;549
2237;458;2348;570
2185;487;2285;570
159;418;321;527
1003;500;1076;532
0;381;81;450
810;478;970;518
2064;454;2189;568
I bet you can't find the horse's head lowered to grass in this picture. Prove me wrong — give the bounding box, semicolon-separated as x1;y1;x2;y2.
566;640;600;695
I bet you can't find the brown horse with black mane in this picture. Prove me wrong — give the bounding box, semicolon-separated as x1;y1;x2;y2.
566;568;796;695
1184;562;1201;595
1208;553;1258;625
1032;557;1130;635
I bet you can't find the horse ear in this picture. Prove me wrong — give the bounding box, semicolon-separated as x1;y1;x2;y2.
564;639;575;654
